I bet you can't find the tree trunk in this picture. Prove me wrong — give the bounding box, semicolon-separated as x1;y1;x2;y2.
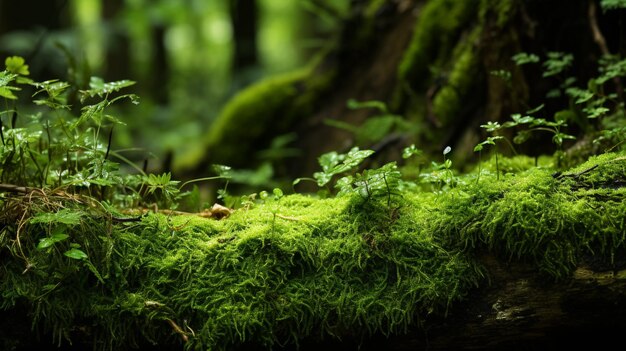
102;0;131;82
229;0;259;89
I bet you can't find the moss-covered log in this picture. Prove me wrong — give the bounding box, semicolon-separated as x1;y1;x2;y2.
2;152;626;350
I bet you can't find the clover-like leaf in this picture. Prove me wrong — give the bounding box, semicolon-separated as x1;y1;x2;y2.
5;56;30;76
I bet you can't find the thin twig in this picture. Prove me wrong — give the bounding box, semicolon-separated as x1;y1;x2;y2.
589;0;624;100
166;319;189;343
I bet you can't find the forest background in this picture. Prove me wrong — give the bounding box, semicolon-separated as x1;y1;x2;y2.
1;0;332;183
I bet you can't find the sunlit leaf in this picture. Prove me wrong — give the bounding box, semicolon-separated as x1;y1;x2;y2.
5;56;30;76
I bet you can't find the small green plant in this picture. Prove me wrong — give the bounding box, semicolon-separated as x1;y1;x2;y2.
293;146;374;195
402;144;422;160
335;161;402;207
474;135;504;181
259;187;284;234
474;122;513;180
420;146;460;191
505;113;576;155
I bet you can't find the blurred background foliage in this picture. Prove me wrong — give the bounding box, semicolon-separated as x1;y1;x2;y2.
0;0;346;173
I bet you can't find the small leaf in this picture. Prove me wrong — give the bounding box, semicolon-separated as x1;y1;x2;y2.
601;0;626;11
64;248;88;260
272;188;283;199
512;52;540;65
37;232;70;250
584;106;610;119
473;144;483;152
402;144;422;159
346;99;389;114
0;86;18;99
30;209;83;225
513;130;532;144
5;56;30;76
480;121;502;132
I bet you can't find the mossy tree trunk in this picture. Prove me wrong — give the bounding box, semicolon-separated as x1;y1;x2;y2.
292;0;623;173
190;0;624;181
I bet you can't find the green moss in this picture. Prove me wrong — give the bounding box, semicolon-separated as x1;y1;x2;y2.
178;65;333;170
397;0;479;91
201;70;306;168
477;154;555;174
479;0;517;28
431;28;481;125
2;152;626;349
432;152;626;278
364;0;388;19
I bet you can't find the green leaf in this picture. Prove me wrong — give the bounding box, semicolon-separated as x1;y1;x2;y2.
554;110;577;123
5;56;30;76
525;104;545;114
402;144;422;159
584;106;610;119
346;99;389;114
64;248;88;260
272;188;283;199
514;130;532;144
512;52;540;65
596;55;626;84
566;87;594;104
30;209;83;225
313;147;374;187
480;121;502;132
601;0;626;10
37;233;69;250
542;52;573;77
80;77;136;99
552;132;576;146
0;86;18;99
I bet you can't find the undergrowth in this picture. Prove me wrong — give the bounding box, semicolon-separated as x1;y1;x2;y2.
1;40;626;351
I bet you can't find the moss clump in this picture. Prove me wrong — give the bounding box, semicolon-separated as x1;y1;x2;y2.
0;193;480;350
430;152;626;278
198;69;307;168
